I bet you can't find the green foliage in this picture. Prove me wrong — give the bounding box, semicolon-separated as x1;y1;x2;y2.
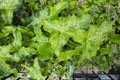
0;0;120;80
81;21;113;62
22;58;45;80
0;0;20;24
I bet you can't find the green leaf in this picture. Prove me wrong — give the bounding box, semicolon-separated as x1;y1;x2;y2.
28;8;50;27
0;0;21;24
0;45;12;59
79;14;92;29
49;1;68;18
12;28;22;49
0;0;20;10
58;45;82;62
67;29;87;44
42;15;91;33
38;42;54;61
100;48;111;54
17;27;34;37
34;26;48;44
22;58;45;80
110;34;120;43
50;32;69;56
1;10;13;24
11;47;36;62
0;59;11;76
58;50;74;62
80;21;113;62
0;26;15;37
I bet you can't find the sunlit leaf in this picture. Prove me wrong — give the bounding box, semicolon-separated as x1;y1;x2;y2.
12;28;22;49
49;1;68;18
80;21;113;62
50;32;69;56
38;42;54;61
11;47;36;62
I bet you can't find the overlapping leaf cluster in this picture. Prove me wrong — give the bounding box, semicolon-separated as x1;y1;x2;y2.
0;0;120;79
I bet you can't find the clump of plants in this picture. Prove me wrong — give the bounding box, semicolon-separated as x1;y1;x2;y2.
0;0;120;79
